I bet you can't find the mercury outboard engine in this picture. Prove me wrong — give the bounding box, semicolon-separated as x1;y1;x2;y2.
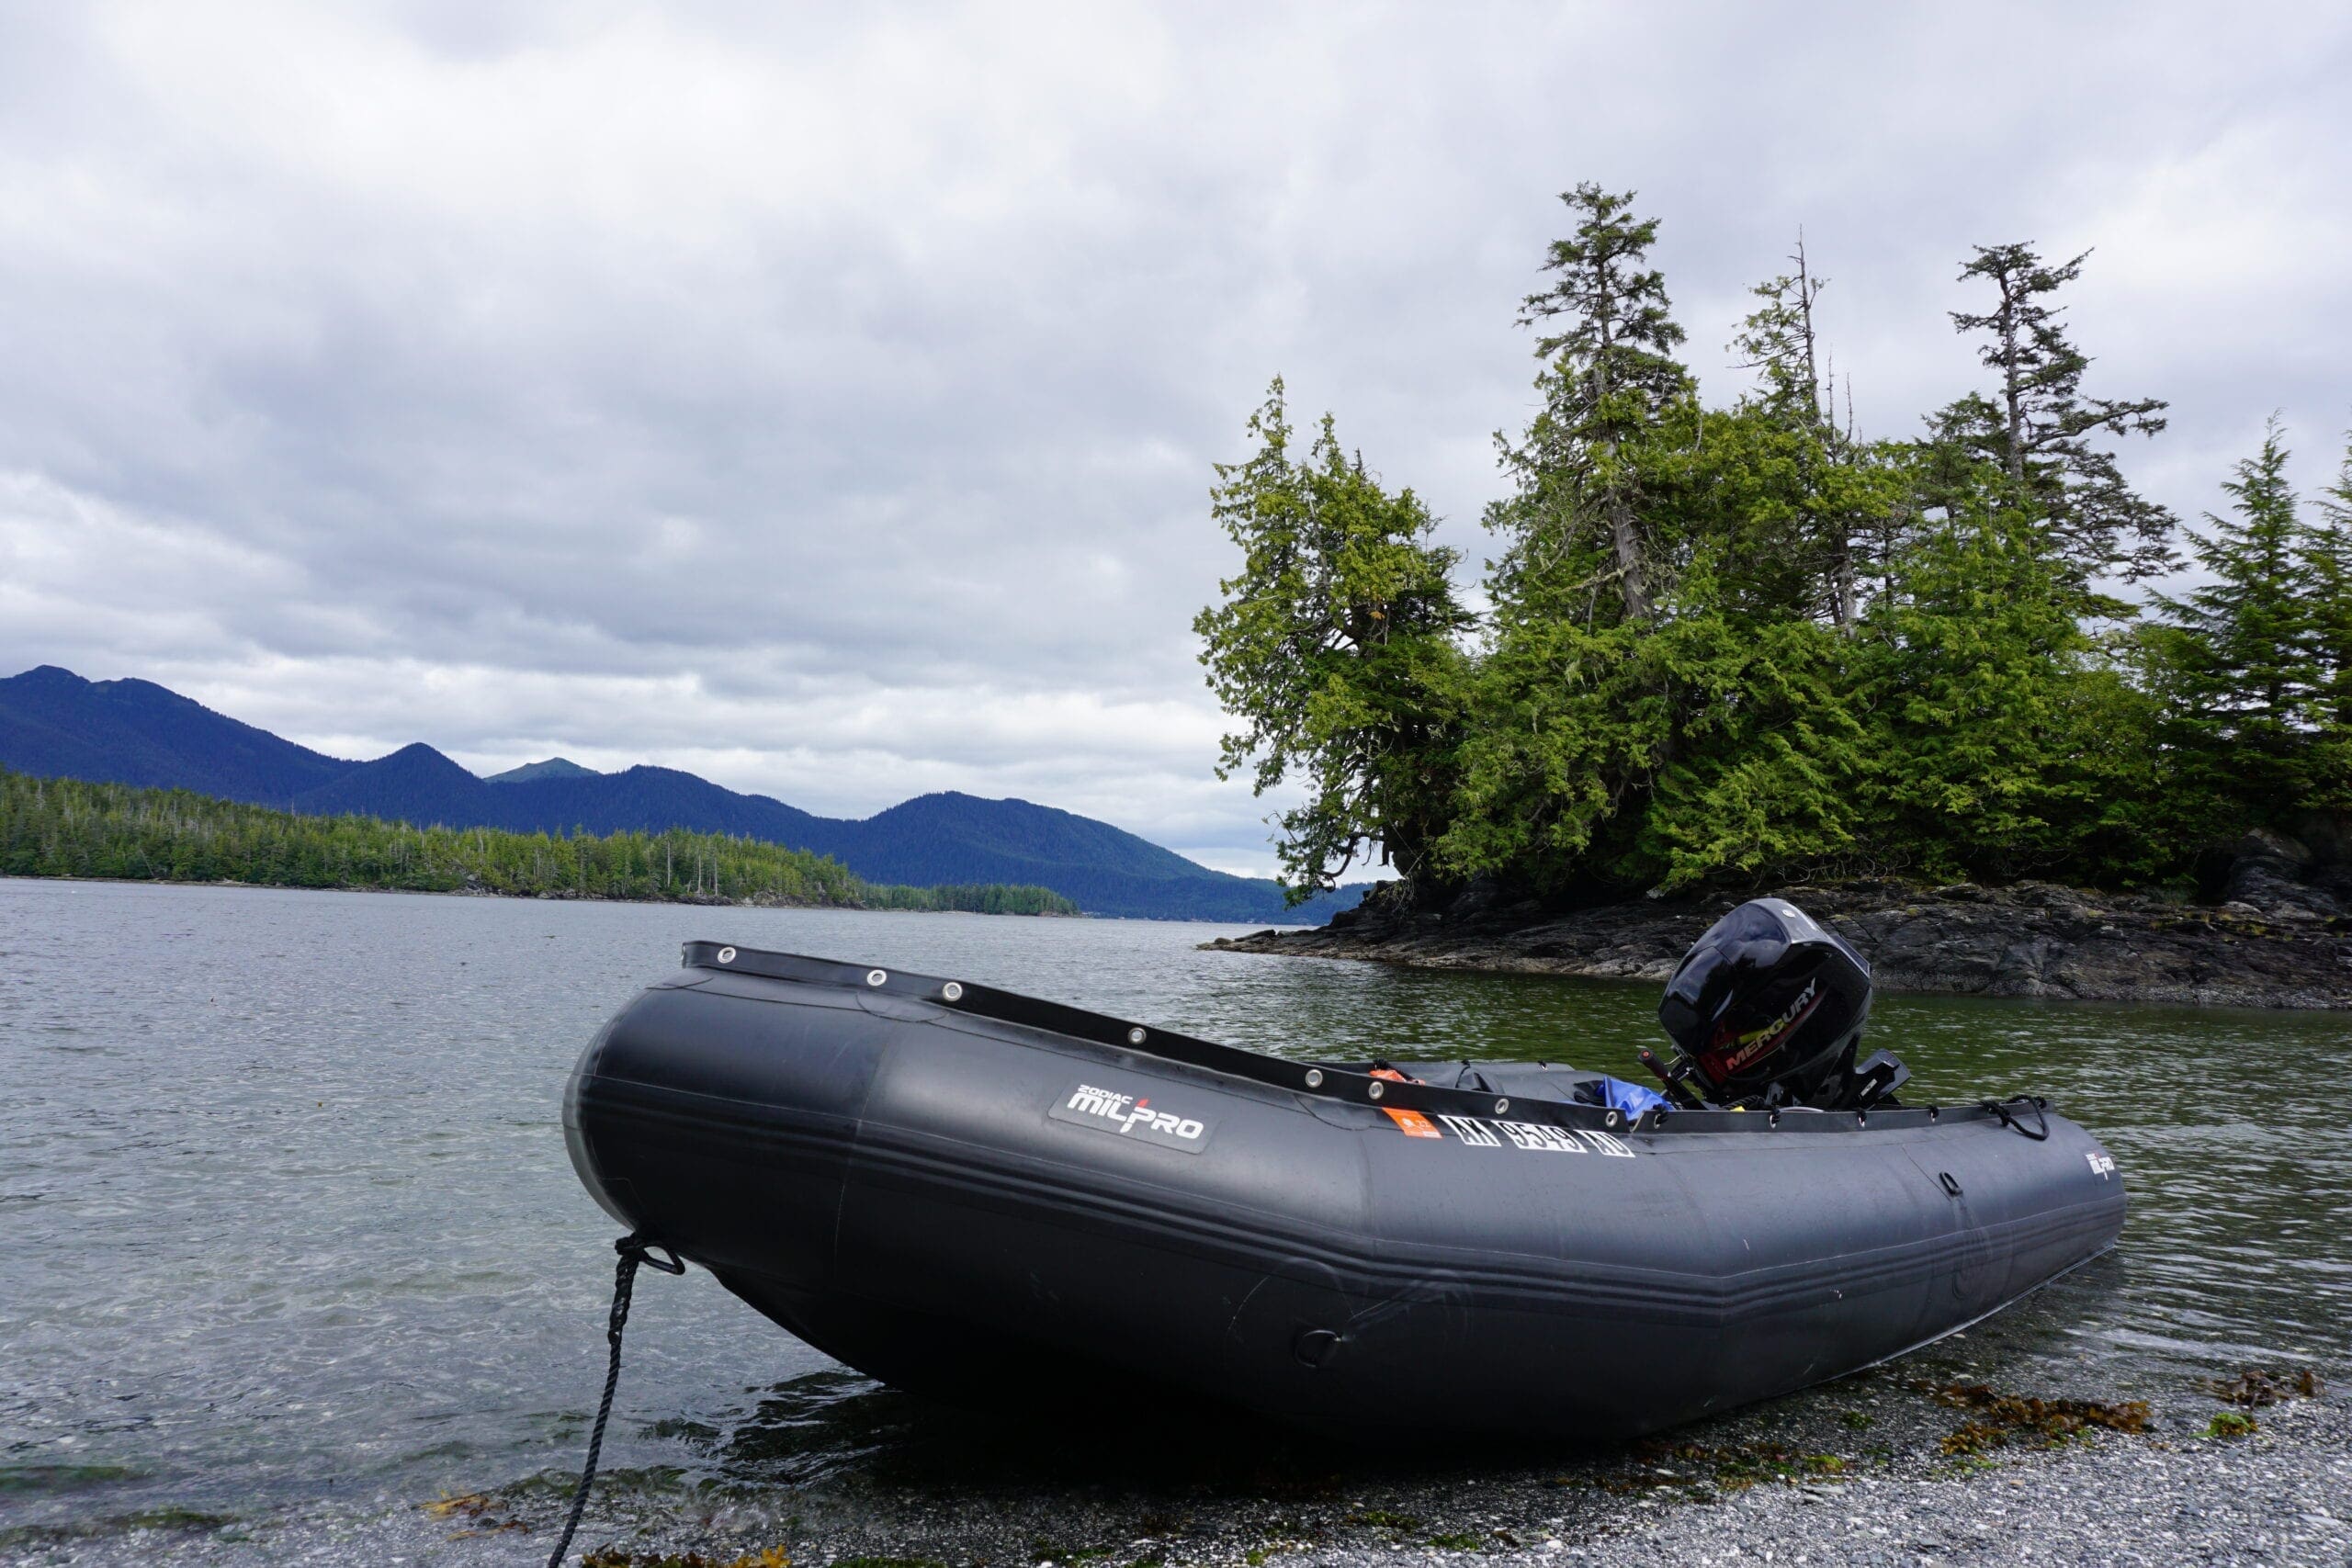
1650;898;1906;1111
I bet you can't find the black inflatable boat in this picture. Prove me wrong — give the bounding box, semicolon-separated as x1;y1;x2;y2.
563;925;2125;1441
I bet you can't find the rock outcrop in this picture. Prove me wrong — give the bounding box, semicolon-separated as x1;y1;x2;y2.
1204;840;2352;1009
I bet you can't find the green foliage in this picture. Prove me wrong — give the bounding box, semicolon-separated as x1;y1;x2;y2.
0;768;1079;916
1489;183;1698;626
1194;379;1469;900
1439;187;1711;889
2299;431;2352;807
1941;243;2175;604
2151;420;2326;823
1198;191;2339;902
1852;499;2095;877
1726;239;1904;627
1439;615;1662;885
1639;612;1866;888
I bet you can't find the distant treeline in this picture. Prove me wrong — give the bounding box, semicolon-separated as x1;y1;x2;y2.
0;768;1080;915
1200;186;2349;903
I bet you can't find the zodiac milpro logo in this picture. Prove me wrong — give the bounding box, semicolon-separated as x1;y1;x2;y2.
2086;1149;2117;1180
1050;1081;1213;1154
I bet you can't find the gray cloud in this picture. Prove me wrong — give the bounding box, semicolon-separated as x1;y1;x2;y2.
3;1;2347;875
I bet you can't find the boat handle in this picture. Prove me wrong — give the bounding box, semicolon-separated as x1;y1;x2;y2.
1979;1096;2051;1141
1939;1171;1962;1197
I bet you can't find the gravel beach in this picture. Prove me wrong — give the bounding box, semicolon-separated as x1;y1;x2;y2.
12;1359;2342;1567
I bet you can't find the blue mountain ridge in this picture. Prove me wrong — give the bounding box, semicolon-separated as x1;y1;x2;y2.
0;666;1363;923
483;756;598;784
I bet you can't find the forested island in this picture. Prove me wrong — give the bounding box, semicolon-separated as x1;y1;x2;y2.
0;768;1080;915
1197;186;2349;1003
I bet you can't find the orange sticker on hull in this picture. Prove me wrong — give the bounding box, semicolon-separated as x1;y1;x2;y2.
1381;1106;1442;1138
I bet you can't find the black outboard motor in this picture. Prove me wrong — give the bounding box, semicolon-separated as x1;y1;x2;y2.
1653;898;1906;1111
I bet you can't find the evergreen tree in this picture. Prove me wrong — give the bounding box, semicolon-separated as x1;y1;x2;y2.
1855;488;2098;878
1193;379;1469;898
1496;184;1697;623
1437;604;1667;887
2151;420;2323;818
1438;188;1703;888
1727;236;1906;628
1633;604;1865;888
2304;428;2352;795
1183;186;2327;904
1733;236;1831;431
1446;209;1902;894
1939;243;2175;606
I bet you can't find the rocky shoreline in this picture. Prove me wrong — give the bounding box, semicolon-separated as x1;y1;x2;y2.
1204;833;2352;1010
25;1359;2343;1566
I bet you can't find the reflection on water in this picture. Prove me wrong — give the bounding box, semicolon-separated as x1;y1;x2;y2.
0;878;2344;1541
686;1369;1577;1501
691;1371;1295;1494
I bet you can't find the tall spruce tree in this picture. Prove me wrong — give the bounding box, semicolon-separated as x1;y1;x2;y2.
1728;236;1905;628
1494;184;1697;623
1939;244;2175;608
2295;427;2352;808
1446;207;1891;892
2152;420;2323;819
1439;188;1705;888
1734;235;1832;428
1194;379;1469;899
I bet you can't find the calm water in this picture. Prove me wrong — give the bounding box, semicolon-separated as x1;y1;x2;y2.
1;879;2346;1551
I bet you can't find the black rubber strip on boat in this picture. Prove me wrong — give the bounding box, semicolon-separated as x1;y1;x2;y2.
677;941;2002;1137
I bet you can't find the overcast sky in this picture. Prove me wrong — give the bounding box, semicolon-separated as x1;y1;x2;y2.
2;2;2346;875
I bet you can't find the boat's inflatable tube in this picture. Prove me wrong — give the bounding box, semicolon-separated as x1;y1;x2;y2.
563;943;2126;1441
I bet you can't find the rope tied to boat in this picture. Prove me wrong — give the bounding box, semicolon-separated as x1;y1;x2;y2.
545;1233;684;1568
1978;1095;2051;1141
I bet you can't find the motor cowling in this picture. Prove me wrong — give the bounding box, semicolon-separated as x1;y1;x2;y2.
1657;898;1883;1108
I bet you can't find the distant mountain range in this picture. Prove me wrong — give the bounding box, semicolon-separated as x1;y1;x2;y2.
0;666;1363;923
484;756;599;784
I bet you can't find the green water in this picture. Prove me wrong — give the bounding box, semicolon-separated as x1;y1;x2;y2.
0;878;2343;1552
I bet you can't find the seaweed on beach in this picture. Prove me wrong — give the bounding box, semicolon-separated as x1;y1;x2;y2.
1602;1438;1851;1495
2203;1367;2324;1408
581;1548;790;1568
1924;1381;2151;1455
419;1490;527;1539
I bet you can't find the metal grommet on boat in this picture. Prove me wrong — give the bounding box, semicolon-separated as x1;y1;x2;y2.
717;946;736;964
941;982;963;1002
1856;1109;1868;1128
1494;1099;1510;1115
1768;1108;1781;1129
1928;1105;1940;1122
1304;1068;1324;1089
1367;1080;1385;1100
1127;1027;1147;1045
866;969;888;987
1603;1111;1620;1129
